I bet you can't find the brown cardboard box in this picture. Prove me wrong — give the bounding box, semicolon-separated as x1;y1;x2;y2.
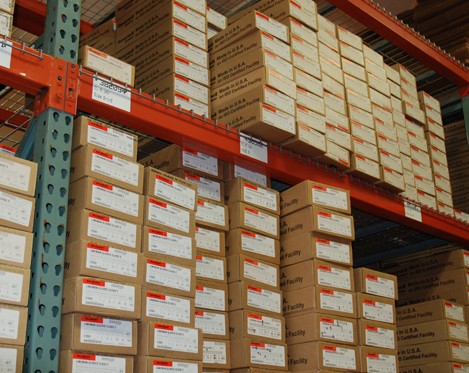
227;254;279;290
399;362;469;373
79;17;116;54
196;254;226;283
347;154;381;182
143;256;195;297
360;347;398;372
283;286;356;318
142;289;194;326
397;319;469;346
228;281;282;316
144;167;197;211
67;209;142;252
226;228;280;265
278;123;326;159
229;202;279;239
230;369;285;373
203;339;231;368
0;265;30;306
135;356;200;373
280;206;355;241
357;293;396;324
281;16;318;46
0;304;27;345
196;197;229;231
60;351;133;372
397;300;466;325
64;240;142;284
0;11;12;37
223;162;270;187
0;344;23;372
195;280;228;312
354;268;398;300
195;225;226;257
280;180;351;216
207;6;227;30
195;308;228;340
281;259;353;293
398;340;469;366
138;322;203;360
145;197;196;237
0;152;37;197
70;145;144;193
280;232;353;267
288;341;358;372
230;338;287;370
0;0;14;14
173;169;224;203
230;309;285;343
62;276;141;319
286;312;357;346
0;226;33;268
68;177;144;224
60;313;137;355
358;319;397;350
143;226;196;268
0;188;35;232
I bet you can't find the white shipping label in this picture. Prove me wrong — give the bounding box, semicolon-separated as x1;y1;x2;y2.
365;274;395;299
449;322;469;341
320;289;354;314
195;311;226;336
72;354;126;373
173;20;206;50
82;279;135;312
86;120;134;158
148;199;191;234
317;264;352;291
0;190;32;227
241;230;276;258
234;165;267;187
91;180;139;217
0;347;16;373
315;238;351;265
262;105;296;134
196;256;224;281
365;325;395;349
240;135;268;164
196;286;225;311
153;324;199;353
80;316;132;347
153;360;199;373
366;353;396;373
0;307;19;340
319;317;354;343
147;228;193;260
323;345;356;370
196;200;226;227
174;38;208;68
146;292;191;324
86;243;138;278
0;230;26;264
452;343;469;362
250;343;285;367
244;207;278;237
362;300;394;324
195;226;220;253
203;341;227;364
0;270;23;302
243;182;277;212
247;286;281;314
244;258;278;287
0;157;31;192
247;313;282;340
182;148;218;177
317;211;353;238
154;174;196;210
184;173;221;202
174;57;209;86
92;78;131;112
87;212;137;249
312;185;349;212
445;302;466;322
255;12;288;42
91;149;139;187
146;259;192;292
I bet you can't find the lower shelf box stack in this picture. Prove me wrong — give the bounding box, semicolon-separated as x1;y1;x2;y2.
0;153;37;372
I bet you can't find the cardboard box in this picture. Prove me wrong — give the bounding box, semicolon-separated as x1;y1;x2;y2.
280;206;355;241
0;188;35;232
60;313;137;355
195;308;228;339
432;159;450;180
196;254;226;283
352;137;378;161
0;304;27;345
0;344;23;372
398;319;469;346
346;89;372;113
347;154;381;182
426;117;445;139
342;57;366;82
195;280;228;312
438;202;455;217
0;226;33;269
354;268;398;300
359;318;397;350
226;228;280;265
338;26;363;51
399;362;469;373
340;41;365;66
379;149;403;173
291;35;319;66
296;104;326;133
398;340;469;366
195;225;225;257
348;105;374;129
0;11;13;37
280;232;352;267
357;293;396;324
172;169;223;203
296;87;324;115
0;265;30;306
319;140;351;170
389;79;402;99
0;0;14;14
324;124;351;151
286;312;357;346
60;351;134;373
283;286;356;318
281;259;353;292
230;369;284;373
207;6;226;30
196;197;228;231
145;197;196;236
227;254;279;290
222;160;262;187
0;153;37;197
228;281;282;315
230;338;287;370
138;322;203;360
288;341;358;372
116;0;206;18
351;120;377;145
230;309;285;343
142;289;194;326
320;58;343;85
278;123;326;159
281;17;318;48
203;339;231;368
344;73;368;97
62;276;141;319
360;347;397;372
229;202;279;239
378;166;405;192
426;131;446;153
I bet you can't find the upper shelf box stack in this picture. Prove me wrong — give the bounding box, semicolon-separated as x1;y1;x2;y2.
0;0;13;38
115;0;211;117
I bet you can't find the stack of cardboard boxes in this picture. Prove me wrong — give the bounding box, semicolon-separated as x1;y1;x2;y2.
0;153;37;372
226;178;288;371
0;0;13;38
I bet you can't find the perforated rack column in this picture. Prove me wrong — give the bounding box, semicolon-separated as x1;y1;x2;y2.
20;1;81;372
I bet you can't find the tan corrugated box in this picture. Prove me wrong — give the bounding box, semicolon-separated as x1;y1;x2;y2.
0;226;33;269
229;309;285;343
226;228;280;265
60;351;133;373
142;289;194;326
